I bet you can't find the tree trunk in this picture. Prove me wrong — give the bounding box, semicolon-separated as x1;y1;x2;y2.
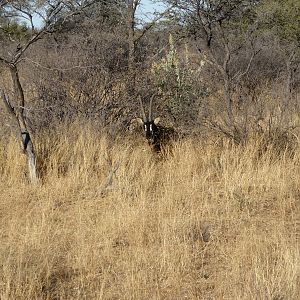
9;65;39;183
127;1;137;97
285;55;293;109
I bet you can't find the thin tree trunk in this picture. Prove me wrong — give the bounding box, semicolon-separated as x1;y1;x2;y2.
127;1;137;97
285;54;294;109
9;65;39;183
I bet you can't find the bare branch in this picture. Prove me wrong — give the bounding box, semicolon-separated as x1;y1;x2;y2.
12;30;45;64
10;3;35;30
1;1;96;64
0;89;14;115
232;47;261;82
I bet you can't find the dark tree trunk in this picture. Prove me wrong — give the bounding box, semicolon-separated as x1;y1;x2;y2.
127;0;138;97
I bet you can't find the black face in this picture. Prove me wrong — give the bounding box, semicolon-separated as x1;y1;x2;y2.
143;120;158;144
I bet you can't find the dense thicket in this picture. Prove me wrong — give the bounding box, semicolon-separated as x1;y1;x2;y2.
0;0;299;138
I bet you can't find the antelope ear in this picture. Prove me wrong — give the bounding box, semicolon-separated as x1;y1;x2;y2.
131;118;144;125
154;117;161;125
136;118;144;125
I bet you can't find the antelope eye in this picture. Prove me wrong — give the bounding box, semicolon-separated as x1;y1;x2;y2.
144;125;147;131
149;124;152;131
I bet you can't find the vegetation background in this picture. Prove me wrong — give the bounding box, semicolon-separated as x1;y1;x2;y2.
0;0;299;299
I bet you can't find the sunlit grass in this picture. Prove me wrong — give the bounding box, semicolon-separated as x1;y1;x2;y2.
0;126;299;299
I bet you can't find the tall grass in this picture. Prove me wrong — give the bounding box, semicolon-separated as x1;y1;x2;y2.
0;125;299;299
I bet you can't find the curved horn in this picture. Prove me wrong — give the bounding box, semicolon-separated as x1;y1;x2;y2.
149;94;155;120
138;95;147;121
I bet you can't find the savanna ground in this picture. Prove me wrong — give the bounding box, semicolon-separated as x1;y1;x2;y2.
0;125;299;299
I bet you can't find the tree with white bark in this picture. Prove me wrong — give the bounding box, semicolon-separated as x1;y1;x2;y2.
0;0;94;183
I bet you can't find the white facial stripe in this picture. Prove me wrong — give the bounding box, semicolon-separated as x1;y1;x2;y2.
150;124;152;131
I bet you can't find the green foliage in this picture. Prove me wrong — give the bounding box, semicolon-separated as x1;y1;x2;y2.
226;2;258;30
258;0;300;43
2;22;29;40
151;34;208;124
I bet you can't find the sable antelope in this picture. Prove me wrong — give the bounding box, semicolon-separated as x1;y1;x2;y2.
132;95;177;153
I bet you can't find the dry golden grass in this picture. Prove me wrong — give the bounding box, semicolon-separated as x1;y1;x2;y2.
0;125;299;299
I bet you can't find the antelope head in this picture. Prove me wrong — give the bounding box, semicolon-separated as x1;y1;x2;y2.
135;95;161;151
